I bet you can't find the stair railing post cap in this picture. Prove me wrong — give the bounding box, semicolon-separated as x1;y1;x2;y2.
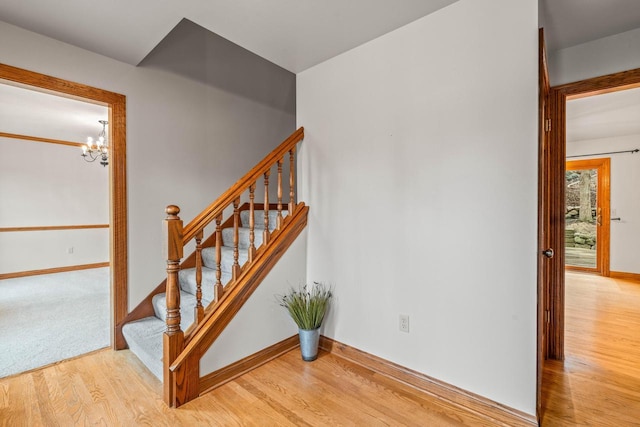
166;205;181;218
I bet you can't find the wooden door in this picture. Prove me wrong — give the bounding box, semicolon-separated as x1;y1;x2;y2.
537;28;552;419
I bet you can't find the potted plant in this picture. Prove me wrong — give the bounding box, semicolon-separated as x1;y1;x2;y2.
278;282;332;361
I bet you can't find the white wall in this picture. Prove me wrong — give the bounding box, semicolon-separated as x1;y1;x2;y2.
0;21;295;307
549;27;640;86
0;137;109;274
297;0;538;415
567;135;640;274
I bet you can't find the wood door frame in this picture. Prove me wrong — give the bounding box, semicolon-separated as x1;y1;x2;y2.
548;66;640;362
0;63;128;349
565;158;611;276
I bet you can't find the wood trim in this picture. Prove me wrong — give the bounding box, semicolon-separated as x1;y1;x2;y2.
0;63;128;351
0;224;109;232
609;271;640;282
319;337;537;427
555;68;640;99
109;92;128;350
199;335;299;395
182;127;304;244
565;157;611;276
0;131;83;147
0;262;110;280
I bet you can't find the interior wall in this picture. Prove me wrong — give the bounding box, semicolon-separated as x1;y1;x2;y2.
0;138;109;274
566;135;640;274
549;26;640;86
0;20;296;307
297;0;537;415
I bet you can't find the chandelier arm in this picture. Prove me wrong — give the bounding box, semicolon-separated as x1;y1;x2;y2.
81;151;99;162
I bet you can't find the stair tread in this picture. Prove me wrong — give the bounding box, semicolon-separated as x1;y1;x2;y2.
179;266;232;302
179;266;215;300
201;245;249;271
152;291;208;330
122;317;164;381
221;226;265;250
240;210;287;231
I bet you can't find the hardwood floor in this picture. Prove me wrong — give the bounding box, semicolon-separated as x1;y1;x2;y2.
4;272;637;426
541;272;640;426
1;347;494;426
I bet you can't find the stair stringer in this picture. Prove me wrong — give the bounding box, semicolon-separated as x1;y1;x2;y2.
167;203;308;407
199;226;307;379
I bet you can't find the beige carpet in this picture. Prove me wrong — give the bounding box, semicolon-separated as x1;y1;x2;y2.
0;267;110;378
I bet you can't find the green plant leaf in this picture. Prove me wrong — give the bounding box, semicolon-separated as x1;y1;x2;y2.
276;282;333;330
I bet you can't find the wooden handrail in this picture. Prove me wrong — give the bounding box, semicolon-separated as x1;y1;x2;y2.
182;127;303;244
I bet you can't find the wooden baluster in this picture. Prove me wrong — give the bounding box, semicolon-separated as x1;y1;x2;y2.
232;197;241;280
194;229;204;324
248;183;256;262
263;170;271;244
277;158;283;229
214;214;223;301
289;146;296;215
163;205;184;406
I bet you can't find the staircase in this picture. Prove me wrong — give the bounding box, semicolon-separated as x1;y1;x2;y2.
119;127;307;407
122;210;285;380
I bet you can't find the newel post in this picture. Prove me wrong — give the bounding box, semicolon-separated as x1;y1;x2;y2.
163;205;184;406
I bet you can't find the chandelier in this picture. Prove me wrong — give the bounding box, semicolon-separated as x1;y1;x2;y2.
81;120;109;166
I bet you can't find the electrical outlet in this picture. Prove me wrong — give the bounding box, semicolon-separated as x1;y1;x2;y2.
399;314;409;333
67;247;74;254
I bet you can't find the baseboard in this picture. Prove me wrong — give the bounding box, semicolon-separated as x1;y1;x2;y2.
0;262;110;280
319;337;537;427
199;335;299;395
610;271;640;283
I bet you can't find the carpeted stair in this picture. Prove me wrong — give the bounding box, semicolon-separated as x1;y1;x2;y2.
122;210;285;380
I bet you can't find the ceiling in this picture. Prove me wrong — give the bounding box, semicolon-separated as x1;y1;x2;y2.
540;0;640;52
0;0;458;74
567;87;640;143
3;1;640;145
0;1;639;72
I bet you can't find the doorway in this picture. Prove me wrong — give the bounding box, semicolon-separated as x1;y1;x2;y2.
564;158;610;275
545;66;640;361
0;63;128;349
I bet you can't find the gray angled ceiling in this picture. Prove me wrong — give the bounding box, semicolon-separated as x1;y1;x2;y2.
0;0;458;73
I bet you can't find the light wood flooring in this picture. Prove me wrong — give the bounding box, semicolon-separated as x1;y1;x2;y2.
1;347;497;426
3;272;638;426
540;272;640;426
